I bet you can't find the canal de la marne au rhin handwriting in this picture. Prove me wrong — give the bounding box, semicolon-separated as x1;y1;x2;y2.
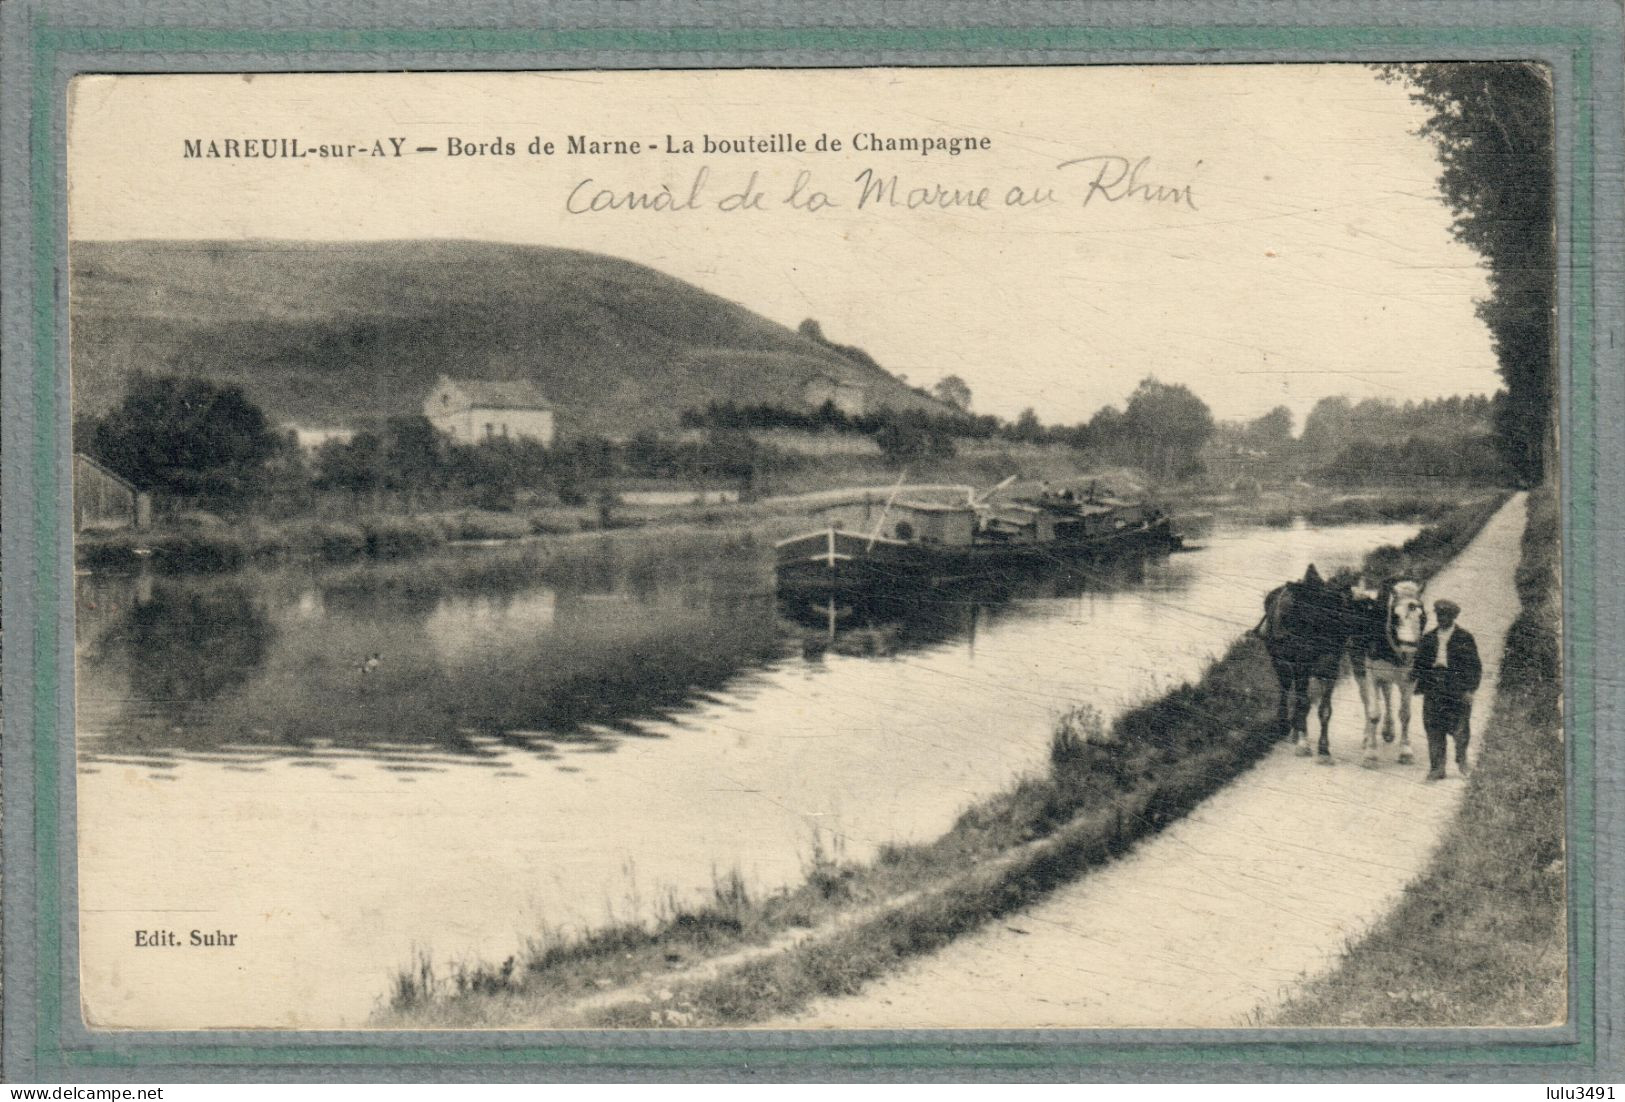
562;157;1200;215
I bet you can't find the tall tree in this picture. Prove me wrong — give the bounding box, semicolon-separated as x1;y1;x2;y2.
876;413;954;466
1247;405;1294;449
1119;377;1215;480
89;373;278;507
1384;63;1555;484
1085;405;1127;453
932;374;973;412
312;431;385;496
1301;396;1354;461
380;415;447;500
1009;407;1044;443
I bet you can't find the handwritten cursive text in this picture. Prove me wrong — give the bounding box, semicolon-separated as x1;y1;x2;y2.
1057;155;1198;211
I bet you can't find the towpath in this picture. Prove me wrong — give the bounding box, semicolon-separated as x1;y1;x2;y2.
774;492;1528;1028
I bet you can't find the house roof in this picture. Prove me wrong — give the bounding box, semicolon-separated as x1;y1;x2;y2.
443;377;552;410
74;452;140;493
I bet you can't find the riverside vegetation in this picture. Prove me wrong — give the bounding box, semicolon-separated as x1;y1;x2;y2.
375;491;1508;1028
1269;485;1564;1026
75;365;1511;578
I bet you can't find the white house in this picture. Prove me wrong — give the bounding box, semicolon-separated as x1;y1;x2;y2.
285;425;356;452
424;376;556;447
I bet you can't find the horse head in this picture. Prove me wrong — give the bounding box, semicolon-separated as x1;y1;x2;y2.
1346;576;1425;660
1386;579;1426;653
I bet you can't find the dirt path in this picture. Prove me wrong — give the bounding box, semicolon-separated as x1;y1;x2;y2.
774;493;1529;1029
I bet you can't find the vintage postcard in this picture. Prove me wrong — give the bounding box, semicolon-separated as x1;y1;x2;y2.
64;64;1566;1034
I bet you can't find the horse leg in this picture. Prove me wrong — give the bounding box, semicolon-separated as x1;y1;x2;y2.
1355;665;1381;767
1397;676;1416;764
1364;673;1391;767
1292;670;1314;756
1273;662;1296;746
1311;675;1335;763
1279;663;1309;755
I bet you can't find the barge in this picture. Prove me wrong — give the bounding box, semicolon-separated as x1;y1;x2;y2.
774;484;1180;595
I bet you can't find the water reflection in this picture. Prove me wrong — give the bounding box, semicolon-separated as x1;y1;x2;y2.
120;582;277;703
75;515;1423;1027
777;552;1165;659
75;516;1384;786
76;534;785;769
423;589;559;665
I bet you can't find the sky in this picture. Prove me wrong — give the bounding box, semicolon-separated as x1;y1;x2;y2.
67;66;1501;431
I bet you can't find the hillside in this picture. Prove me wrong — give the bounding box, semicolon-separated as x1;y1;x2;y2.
69;240;948;436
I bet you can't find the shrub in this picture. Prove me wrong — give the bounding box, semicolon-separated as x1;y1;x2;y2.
148;529;248;573
360;516;445;559
1051;704;1110;770
439;512;532;541
310;521;368;561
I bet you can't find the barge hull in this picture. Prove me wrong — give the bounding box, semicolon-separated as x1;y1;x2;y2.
775;518;1179;594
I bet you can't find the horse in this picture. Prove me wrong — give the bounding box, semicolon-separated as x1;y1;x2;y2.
1258;564;1357;762
1347;577;1427;768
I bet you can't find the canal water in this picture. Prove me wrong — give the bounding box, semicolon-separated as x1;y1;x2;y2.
73;516;1418;1027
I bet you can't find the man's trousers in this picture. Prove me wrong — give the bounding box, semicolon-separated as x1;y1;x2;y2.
1422;691;1472;772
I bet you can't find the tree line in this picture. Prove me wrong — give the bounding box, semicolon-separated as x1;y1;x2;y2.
683;377;1219;480
77;373;800;514
1206;393;1508;483
79;368;1516;520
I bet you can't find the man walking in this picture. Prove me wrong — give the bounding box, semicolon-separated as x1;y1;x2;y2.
1412;598;1483;781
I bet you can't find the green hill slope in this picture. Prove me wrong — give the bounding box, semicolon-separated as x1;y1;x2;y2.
70;239;945;436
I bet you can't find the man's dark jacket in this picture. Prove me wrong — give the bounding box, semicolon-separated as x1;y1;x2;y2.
1412;626;1483;697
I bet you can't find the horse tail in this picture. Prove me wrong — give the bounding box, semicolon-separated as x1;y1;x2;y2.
1255;585;1283;639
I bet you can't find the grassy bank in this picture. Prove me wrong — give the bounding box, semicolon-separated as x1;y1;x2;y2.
74;507;602;574
1269;486;1564;1026
75;443;1105;574
1169;484;1489;528
375;491;1510;1028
